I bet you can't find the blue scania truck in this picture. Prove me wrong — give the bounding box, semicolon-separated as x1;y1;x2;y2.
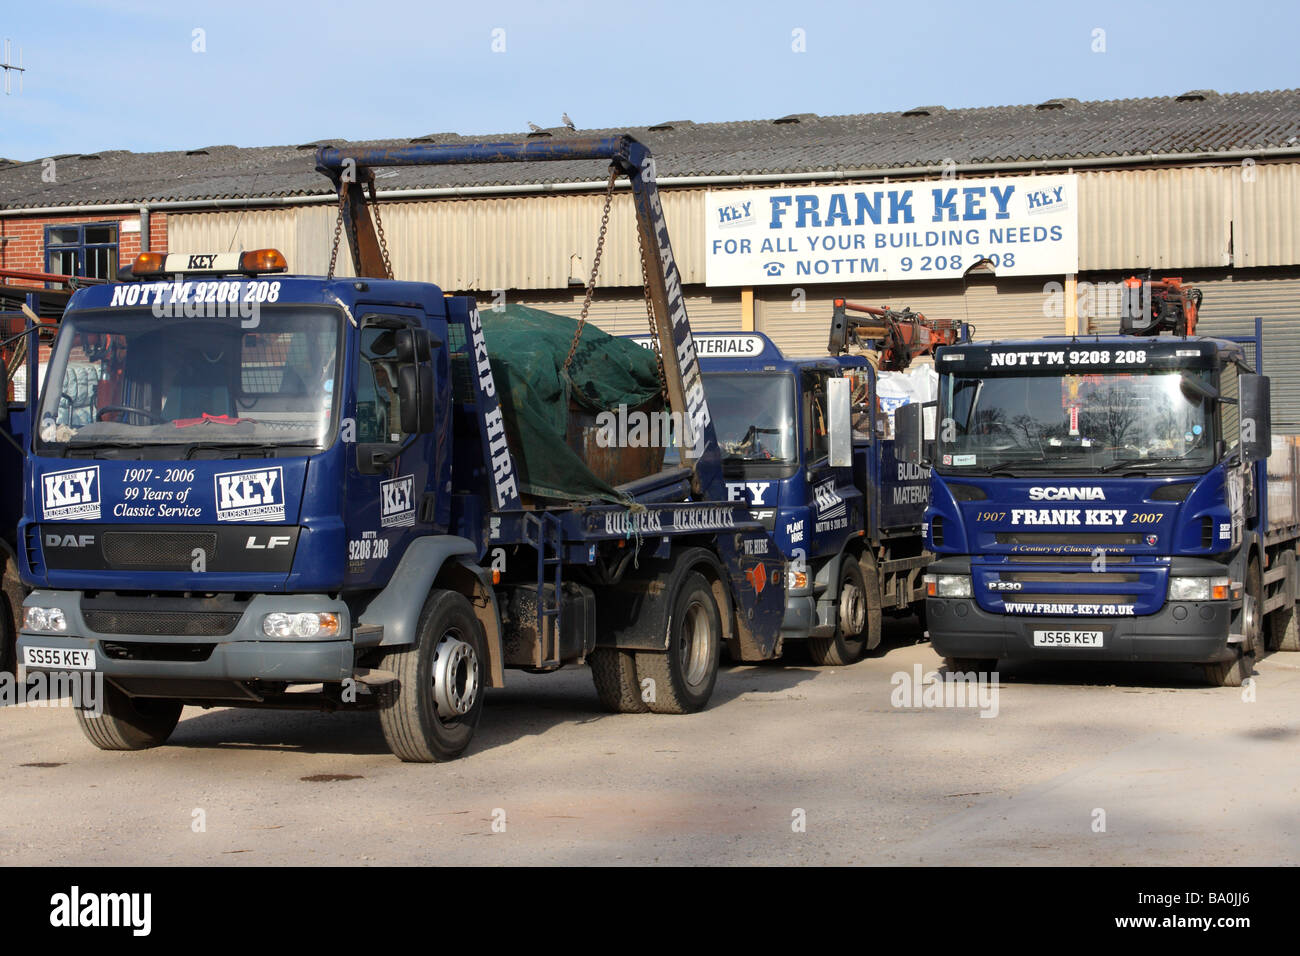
899;280;1300;685
13;137;790;761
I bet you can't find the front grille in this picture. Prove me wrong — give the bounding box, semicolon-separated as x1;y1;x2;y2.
996;532;1142;546
100;641;216;662
24;525;43;575
931;516;944;546
1000;571;1140;584
1202;517;1214;549
1005;554;1134;564
102;531;217;570
83;609;242;636
1012;593;1138;605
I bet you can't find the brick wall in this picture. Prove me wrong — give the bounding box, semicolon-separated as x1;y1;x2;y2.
0;212;168;286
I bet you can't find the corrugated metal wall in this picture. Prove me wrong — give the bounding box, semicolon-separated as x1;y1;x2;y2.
169;164;1300;286
170;190;712;289
166;163;1300;426
512;287;740;337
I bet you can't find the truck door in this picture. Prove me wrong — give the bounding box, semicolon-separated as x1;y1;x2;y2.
802;367;859;548
343;309;437;586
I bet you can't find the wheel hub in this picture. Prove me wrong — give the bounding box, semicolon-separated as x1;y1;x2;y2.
1242;592;1261;653
680;600;712;687
432;634;479;719
840;581;866;635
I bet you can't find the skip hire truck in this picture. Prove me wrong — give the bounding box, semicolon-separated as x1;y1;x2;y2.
898;280;1300;686
13;137;791;761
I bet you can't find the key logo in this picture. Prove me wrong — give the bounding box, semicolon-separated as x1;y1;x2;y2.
214;467;285;522
42;466;101;521
381;474;415;528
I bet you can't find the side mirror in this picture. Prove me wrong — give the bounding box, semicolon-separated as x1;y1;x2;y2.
394;327;438;436
398;363;436;435
896;402;924;465
1239;373;1271;463
827;376;852;468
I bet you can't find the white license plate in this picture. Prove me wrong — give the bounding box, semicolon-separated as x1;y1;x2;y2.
1033;630;1103;648
23;646;97;670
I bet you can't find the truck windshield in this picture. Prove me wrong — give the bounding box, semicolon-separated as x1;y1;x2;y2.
938;368;1215;474
704;371;797;464
36;307;342;454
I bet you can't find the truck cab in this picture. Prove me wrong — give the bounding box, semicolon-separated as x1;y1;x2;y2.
639;331;931;664
905;330;1282;685
18;254;456;696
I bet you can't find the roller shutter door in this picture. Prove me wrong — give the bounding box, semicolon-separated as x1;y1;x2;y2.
755;277;1067;358
1088;271;1300;433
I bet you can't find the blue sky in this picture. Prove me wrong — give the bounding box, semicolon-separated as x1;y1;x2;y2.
1;0;1296;161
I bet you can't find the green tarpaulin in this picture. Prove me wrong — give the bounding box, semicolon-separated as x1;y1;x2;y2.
474;305;664;503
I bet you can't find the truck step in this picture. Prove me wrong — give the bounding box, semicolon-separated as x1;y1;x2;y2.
352;668;398;686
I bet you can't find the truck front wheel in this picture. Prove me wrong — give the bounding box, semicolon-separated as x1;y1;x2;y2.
378;589;485;762
1204;557;1262;687
635;572;721;714
809;558;871;666
76;683;182;751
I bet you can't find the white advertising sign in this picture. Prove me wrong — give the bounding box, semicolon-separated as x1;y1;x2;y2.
705;174;1078;286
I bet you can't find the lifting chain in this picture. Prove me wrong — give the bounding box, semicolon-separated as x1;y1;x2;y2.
561;164;619;376
637;222;670;404
370;179;394;279
326;187;348;280
326;175;394;280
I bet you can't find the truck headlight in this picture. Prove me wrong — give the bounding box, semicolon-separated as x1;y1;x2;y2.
24;606;67;633
1168;576;1230;601
262;612;340;639
924;574;972;598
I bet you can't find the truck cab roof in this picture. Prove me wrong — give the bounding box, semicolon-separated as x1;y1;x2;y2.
65;274;452;317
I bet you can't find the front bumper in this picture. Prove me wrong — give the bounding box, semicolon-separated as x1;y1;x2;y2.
17;590;354;683
926;597;1234;664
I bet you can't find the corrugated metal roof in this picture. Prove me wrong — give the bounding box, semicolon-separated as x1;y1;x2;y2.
3;89;1299;210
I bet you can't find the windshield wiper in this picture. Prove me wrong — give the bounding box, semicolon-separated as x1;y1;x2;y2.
1098;455;1199;474
960;452;1091;474
60;440;149;459
184;441;282;460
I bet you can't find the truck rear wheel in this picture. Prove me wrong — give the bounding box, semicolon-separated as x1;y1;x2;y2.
377;589;485;763
590;648;649;713
809;558;870;666
636;572;720;714
76;683;182;751
1204;557;1262;687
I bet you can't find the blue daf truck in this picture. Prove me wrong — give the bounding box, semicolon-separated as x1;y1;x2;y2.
633;326;946;665
899;281;1300;686
13;137;791;761
0;280;70;674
